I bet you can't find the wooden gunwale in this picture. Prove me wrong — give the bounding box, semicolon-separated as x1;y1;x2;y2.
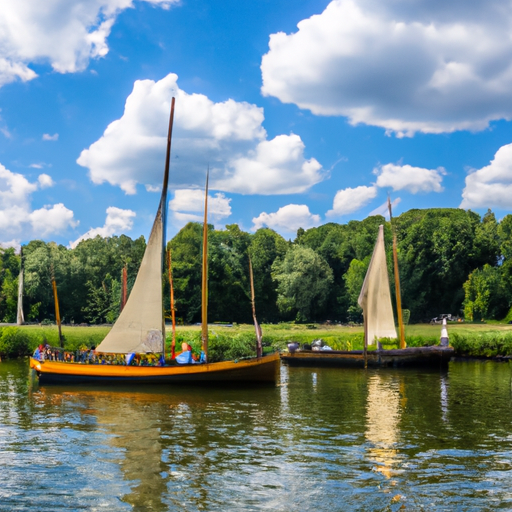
30;352;280;384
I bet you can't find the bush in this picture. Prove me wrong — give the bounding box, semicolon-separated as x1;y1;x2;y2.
166;330;260;362
0;327;31;358
450;332;512;357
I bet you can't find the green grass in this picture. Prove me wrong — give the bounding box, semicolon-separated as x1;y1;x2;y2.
3;320;512;359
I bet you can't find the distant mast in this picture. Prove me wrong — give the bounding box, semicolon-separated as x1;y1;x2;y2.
121;265;128;311
201;170;209;362
16;248;24;325
249;256;263;358
388;196;406;349
51;265;63;347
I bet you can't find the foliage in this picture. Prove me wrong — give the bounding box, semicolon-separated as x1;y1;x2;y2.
272;245;334;322
463;265;506;321
450;331;512;358
2;207;512;327
0;327;30;358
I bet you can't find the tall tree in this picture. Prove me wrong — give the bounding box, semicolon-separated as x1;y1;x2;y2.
272;245;334;322
248;228;288;322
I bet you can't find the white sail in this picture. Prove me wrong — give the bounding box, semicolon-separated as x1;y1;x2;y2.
95;206;165;354
357;225;397;345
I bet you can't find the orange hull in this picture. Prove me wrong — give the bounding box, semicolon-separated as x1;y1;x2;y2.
30;352;280;385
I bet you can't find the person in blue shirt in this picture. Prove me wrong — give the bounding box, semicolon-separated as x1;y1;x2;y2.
176;342;197;364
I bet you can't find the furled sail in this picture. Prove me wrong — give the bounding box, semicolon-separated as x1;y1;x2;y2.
358;225;397;345
96;97;175;354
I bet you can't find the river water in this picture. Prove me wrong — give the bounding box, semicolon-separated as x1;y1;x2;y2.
1;359;512;511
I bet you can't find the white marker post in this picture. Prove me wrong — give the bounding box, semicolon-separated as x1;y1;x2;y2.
440;317;449;347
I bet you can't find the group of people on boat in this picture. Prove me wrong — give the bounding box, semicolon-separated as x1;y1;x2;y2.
32;342;201;366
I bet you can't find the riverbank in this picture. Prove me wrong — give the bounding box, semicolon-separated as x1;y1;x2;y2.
0;323;512;362
2;321;512;360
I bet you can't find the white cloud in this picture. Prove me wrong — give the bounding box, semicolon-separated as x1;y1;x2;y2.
69;206;135;248
261;0;512;136
461;142;512;209
169;188;231;229
0;0;179;87
30;204;78;237
77;73;325;195
326;185;377;218
374;163;445;193
215;134;324;195
0;239;21;252
0;164;75;242
42;133;58;141
252;204;321;234
38;173;54;188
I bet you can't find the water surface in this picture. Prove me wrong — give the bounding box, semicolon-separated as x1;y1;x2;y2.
1;360;512;511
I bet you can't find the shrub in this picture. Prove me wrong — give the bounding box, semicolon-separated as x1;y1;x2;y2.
0;327;30;358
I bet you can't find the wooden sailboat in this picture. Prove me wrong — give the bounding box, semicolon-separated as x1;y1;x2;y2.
281;221;453;368
30;98;279;384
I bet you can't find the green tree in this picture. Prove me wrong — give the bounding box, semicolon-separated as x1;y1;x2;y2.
0;247;20;322
463;264;506;321
248;228;288;322
343;257;370;322
272;245;334;322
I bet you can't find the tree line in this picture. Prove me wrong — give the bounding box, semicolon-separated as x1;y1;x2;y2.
0;208;510;325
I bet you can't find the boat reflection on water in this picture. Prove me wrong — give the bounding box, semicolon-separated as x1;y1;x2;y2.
30;382;284;511
365;373;405;481
31;385;209;511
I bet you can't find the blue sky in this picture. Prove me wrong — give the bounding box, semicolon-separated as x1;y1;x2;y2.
1;0;512;249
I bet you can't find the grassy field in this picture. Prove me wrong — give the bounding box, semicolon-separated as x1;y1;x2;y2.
4;321;512;359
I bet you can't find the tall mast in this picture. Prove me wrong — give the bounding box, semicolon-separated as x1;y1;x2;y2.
388;196;406;349
201;170;209;362
50;264;63;348
167;248;176;359
121;265;127;311
249;256;263;358
160;96;175;351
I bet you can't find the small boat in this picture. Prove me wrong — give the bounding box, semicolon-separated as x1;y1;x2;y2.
281;219;454;368
30;97;279;385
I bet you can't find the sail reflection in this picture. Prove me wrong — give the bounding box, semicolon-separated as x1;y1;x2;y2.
365;373;403;480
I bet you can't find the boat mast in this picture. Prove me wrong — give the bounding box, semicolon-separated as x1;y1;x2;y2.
249;256;263;358
16;247;24;325
121;264;127;311
161;96;175;353
50;264;63;348
201;170;209;362
388;196;406;349
167;248;176;359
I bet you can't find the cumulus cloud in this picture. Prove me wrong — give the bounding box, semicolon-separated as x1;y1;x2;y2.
169;189;231;228
42;133;58;141
326;185;377;218
77;73;325;195
0;0;179;87
252;204;321;234
30;204;78;237
461;143;512;209
38;173;54;188
69;206;135;248
261;0;512;136
0;164;76;242
0;239;21;252
374;163;445;193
